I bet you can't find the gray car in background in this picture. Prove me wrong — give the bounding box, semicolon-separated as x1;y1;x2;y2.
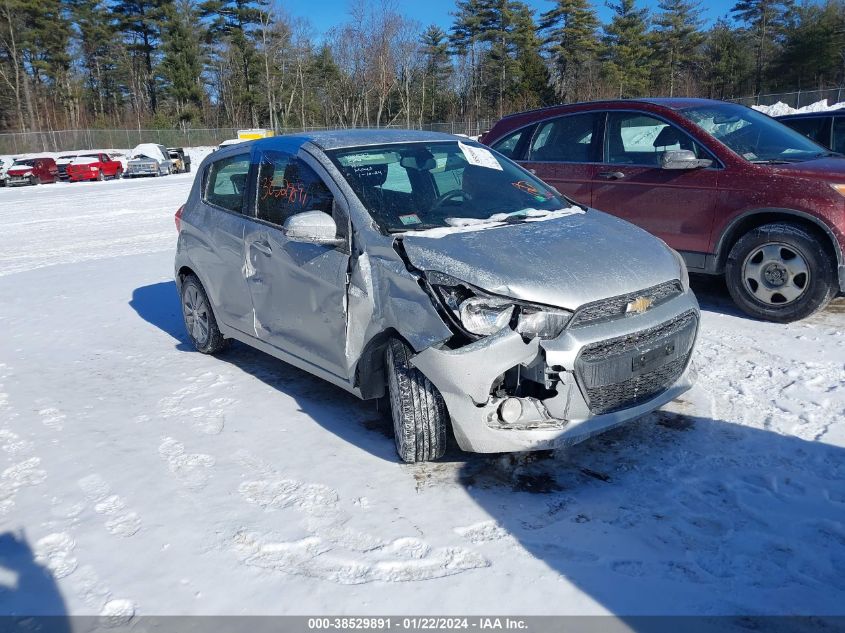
174;130;700;462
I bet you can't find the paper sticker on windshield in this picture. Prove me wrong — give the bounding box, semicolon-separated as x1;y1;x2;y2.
399;213;422;226
458;142;503;171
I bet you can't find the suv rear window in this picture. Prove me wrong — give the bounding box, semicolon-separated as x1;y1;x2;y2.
204;154;251;213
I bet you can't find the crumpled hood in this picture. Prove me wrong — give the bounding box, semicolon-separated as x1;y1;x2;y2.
401;209;682;310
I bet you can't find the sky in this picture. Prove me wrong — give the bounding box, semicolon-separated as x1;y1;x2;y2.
279;0;740;38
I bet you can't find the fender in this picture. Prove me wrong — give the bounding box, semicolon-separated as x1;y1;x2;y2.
714;207;844;270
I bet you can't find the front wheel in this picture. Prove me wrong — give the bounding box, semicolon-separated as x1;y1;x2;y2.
96;170;104;181
725;222;836;323
29;175;40;186
385;339;448;463
180;275;227;354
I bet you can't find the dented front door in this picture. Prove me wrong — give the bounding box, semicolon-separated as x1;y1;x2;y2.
243;149;350;379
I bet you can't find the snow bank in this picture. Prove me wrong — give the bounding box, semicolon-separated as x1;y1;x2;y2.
753;99;845;116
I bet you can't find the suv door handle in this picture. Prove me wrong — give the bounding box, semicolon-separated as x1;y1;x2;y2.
251;239;272;256
598;171;626;180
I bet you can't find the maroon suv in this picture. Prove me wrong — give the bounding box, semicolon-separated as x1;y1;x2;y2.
482;98;845;322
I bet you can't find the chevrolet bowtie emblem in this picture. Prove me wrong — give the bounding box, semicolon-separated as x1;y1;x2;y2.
626;296;654;314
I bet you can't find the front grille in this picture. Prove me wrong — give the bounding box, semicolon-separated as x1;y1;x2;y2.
570;280;684;328
575;310;697;414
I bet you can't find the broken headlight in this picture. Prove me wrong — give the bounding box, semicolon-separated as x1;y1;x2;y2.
427;271;572;339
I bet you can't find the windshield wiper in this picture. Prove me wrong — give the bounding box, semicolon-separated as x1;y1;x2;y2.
750;158;799;164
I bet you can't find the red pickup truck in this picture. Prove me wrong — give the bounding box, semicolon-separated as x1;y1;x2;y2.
66;153;123;182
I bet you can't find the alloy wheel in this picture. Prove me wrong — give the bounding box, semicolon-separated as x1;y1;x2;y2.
183;286;210;347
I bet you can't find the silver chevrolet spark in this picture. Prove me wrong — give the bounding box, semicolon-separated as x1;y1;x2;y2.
175;130;700;462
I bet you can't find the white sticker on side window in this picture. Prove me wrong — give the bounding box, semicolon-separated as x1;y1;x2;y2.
458;142;503;171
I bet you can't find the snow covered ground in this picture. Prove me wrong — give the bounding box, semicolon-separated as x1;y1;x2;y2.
0;167;844;620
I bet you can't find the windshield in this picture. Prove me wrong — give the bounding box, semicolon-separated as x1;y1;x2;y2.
680;103;829;163
13;159;36;167
328;141;571;233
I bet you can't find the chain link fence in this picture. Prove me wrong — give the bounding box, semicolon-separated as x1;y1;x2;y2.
730;88;845;109
0;120;494;155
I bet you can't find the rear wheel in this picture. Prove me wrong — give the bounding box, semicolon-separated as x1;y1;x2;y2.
385;339;448;463
726;222;836;323
180;275;227;354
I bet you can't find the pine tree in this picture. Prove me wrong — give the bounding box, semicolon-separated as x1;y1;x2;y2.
65;0;118;121
652;0;704;96
160;0;203;125
731;0;793;94
450;0;490;121
510;2;552;108
112;0;172;114
200;0;267;126
703;19;754;98
539;0;600;102
773;0;845;90
421;25;451;120
602;0;651;97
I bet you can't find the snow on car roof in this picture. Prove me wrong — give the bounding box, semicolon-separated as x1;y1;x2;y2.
130;143;166;162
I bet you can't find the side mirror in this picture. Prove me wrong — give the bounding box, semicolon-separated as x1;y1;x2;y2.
283;210;345;247
660;149;713;170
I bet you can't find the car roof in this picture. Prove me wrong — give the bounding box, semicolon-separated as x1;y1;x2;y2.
255;129;461;152
494;97;734;123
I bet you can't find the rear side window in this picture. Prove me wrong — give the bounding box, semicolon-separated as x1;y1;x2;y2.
781;117;831;146
528;113;599;162
256;151;334;226
204;153;251;213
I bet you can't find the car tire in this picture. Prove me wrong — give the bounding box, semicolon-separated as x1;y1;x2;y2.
180;275;227;354
96;170;104;181
29;176;40;186
385;338;448;463
725;222;836;323
114;169;122;180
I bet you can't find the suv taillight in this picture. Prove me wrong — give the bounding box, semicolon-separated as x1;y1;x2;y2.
175;205;185;232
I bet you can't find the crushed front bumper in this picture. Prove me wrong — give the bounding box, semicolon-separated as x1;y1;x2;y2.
411;290;699;453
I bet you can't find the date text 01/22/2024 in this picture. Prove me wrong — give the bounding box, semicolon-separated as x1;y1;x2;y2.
307;618;529;630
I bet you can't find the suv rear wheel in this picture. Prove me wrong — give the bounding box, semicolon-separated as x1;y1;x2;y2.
180;275;227;354
726;222;836;323
385;339;448;463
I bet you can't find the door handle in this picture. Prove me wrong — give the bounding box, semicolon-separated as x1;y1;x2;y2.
598;171;626;180
251;239;272;256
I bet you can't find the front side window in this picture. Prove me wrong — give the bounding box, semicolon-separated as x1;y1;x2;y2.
605;112;708;166
329;141;571;233
204;153;251;213
681;103;828;163
528;113;598;162
256;151;334;226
